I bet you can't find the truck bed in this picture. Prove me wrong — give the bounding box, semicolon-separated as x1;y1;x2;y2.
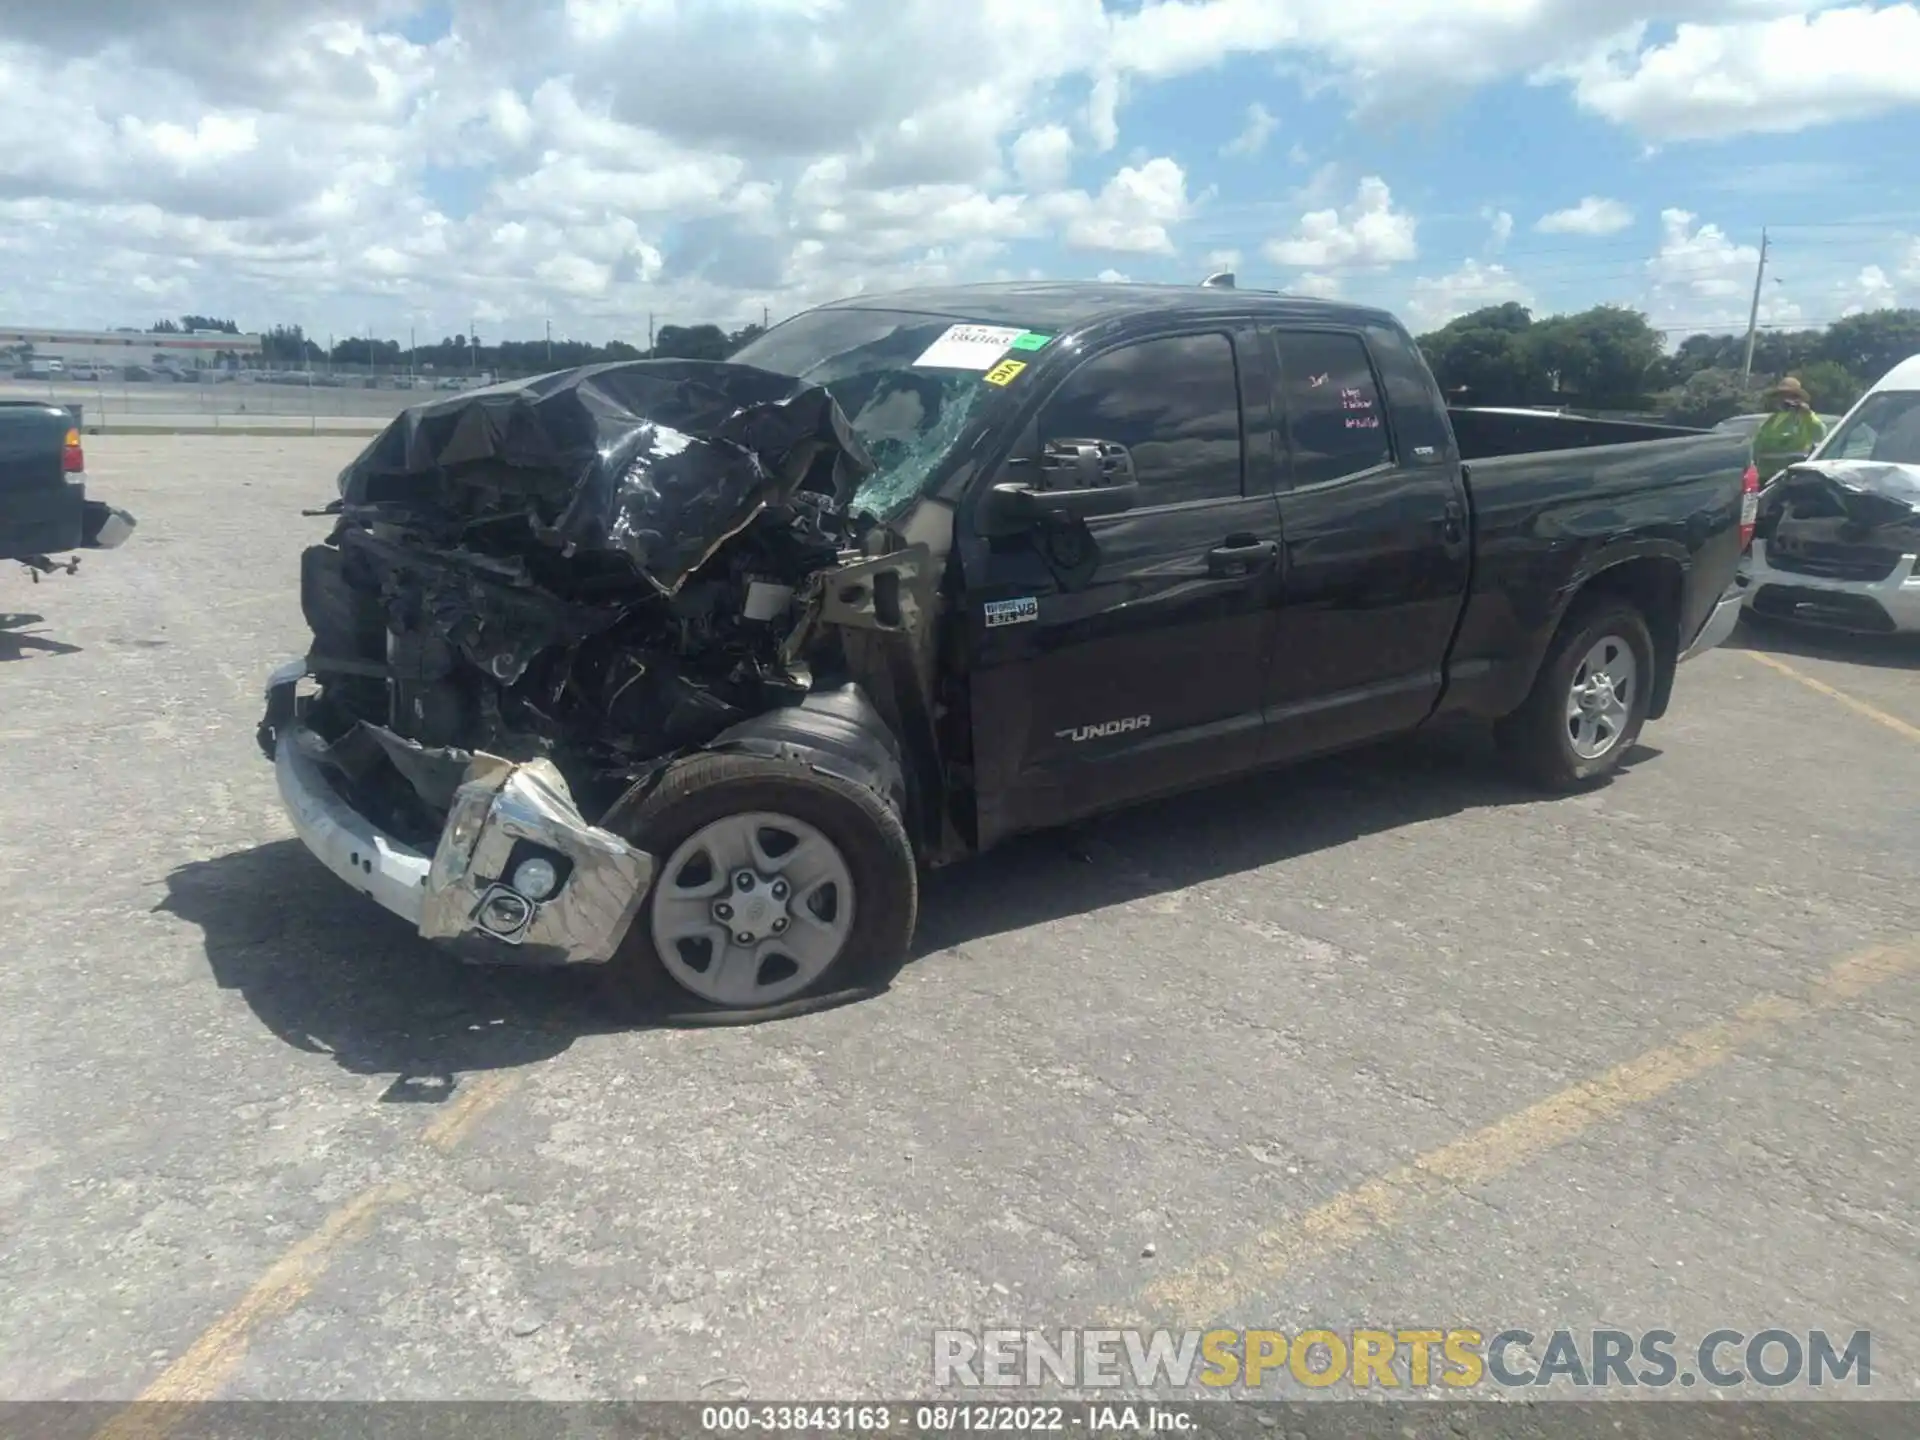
0;401;83;562
1441;412;1754;722
1448;406;1712;462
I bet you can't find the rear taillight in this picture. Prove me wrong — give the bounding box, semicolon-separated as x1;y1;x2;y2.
61;426;83;474
1738;463;1760;550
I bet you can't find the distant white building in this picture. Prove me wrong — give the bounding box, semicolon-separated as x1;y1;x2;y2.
0;325;264;368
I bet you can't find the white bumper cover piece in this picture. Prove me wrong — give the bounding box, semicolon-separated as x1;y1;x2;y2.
1738;541;1920;634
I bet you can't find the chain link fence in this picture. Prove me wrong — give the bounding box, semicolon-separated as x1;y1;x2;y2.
0;359;547;430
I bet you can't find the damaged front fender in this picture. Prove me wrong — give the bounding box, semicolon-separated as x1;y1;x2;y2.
1757;460;1920;549
267;660;653;966
420;750;653;964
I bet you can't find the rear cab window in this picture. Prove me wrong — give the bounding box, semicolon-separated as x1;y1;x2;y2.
1270;330;1395;486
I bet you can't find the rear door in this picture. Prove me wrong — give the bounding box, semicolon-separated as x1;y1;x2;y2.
1261;326;1471;761
960;324;1286;848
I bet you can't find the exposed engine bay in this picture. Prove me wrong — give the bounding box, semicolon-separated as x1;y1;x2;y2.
272;360;928;857
1758;459;1920;563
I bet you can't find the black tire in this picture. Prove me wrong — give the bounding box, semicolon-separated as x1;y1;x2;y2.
599;752;918;1023
1495;594;1655;791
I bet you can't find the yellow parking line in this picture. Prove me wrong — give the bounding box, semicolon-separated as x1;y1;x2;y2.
419;1071;521;1151
89;1073;522;1435
1746;651;1920;744
1124;940;1917;1330
91;1182;413;1428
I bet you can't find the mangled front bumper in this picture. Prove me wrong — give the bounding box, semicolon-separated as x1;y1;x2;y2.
261;659;654;965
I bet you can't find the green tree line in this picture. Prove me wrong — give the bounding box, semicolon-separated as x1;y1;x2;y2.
250;321;767;372
1415;302;1920;426
149;316;243;334
158;300;1920;430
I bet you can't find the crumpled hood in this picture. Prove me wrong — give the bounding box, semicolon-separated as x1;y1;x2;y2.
337;359;877;596
1757;459;1920;555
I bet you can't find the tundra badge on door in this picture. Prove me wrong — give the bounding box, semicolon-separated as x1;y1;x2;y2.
1056;715;1152;742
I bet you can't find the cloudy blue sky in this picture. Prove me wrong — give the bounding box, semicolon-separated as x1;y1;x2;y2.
2;0;1917;346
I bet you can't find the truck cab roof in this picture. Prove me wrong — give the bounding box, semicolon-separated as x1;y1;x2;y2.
814;280;1404;334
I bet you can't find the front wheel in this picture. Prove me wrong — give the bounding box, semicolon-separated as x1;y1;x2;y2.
602;752;918;1018
1496;595;1655;791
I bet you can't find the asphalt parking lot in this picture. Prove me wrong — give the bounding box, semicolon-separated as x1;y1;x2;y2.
2;437;1917;1412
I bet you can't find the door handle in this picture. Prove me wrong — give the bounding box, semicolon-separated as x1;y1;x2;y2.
1206;537;1279;576
1440;499;1464;543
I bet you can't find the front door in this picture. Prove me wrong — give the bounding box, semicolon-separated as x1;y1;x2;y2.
958;326;1285;850
1261;326;1472;761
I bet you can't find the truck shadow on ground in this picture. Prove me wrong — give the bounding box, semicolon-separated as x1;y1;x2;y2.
163;724;1652;1093
0;613;82;661
1725;613;1920;671
913;724;1656;954
161;843;614;1100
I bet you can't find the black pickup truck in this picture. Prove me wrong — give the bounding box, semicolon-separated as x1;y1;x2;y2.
0;401;135;581
259;282;1752;1017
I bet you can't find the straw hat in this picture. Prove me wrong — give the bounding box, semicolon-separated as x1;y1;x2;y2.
1770;375;1810;403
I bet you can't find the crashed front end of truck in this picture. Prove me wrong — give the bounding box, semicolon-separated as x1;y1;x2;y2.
1746;459;1920;633
258;360;936;968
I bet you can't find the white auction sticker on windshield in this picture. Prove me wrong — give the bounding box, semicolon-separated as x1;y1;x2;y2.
911;324;1027;371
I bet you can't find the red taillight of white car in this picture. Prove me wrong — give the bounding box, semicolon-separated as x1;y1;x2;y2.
1738;463;1760;549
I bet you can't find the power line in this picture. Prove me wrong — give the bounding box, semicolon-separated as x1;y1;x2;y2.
1651;317;1865;332
1764;216;1920;232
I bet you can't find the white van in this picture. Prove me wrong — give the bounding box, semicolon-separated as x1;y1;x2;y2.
1736;354;1920;634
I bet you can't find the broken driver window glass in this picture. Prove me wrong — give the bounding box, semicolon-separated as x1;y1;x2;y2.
733;309;1003;516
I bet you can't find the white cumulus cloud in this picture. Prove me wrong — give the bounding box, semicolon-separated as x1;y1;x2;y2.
1486;209;1514;252
1052;157;1197;255
1404;259;1534;331
1291;273;1344;299
1221;102;1277;157
1536;196;1635;236
1263;176;1418;269
1642;207;1802;332
1564;5;1920;141
0;0;1911;343
1012;125;1076;191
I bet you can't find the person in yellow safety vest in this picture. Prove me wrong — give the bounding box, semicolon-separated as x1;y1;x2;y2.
1750;375;1827;484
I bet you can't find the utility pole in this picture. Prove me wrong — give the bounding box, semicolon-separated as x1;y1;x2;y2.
762;304;769;330
545;318;552;366
647;312;655;354
470;317;478;376
1740;227;1769;380
409;325;415;379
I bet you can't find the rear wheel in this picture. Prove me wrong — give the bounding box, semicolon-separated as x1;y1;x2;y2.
1496;595;1654;791
603;753;917;1018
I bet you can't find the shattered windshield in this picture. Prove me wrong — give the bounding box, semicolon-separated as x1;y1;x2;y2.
1818;390;1920;466
733;309;1034;515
